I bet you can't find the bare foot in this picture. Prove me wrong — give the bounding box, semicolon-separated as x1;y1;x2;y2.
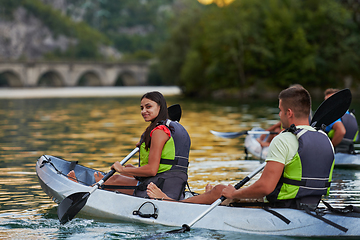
67;170;78;183
94;172;104;182
147;182;171;200
205;183;213;192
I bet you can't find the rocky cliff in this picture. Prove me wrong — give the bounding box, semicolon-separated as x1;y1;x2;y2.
0;7;75;60
0;2;120;61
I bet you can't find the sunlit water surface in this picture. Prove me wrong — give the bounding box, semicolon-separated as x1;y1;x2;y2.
1;91;360;239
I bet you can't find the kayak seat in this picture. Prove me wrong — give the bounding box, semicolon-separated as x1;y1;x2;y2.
75;170;96;186
66;161;97;186
68;161;78;172
335;138;356;154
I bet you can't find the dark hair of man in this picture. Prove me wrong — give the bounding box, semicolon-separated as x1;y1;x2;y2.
278;86;311;119
141;91;168;150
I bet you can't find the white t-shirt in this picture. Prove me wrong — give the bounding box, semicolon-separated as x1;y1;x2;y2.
265;125;317;165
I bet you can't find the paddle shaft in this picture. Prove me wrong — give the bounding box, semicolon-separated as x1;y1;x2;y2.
247;130;279;135
186;162;266;228
91;147;140;193
210;130;279;139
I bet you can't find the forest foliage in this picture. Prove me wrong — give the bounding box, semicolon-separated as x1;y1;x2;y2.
157;0;360;96
1;0;360;96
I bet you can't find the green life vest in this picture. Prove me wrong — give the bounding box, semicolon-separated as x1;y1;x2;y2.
139;119;191;173
266;126;335;205
134;119;191;200
139;137;175;173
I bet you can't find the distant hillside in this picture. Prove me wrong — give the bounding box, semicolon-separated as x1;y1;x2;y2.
0;0;183;61
0;0;119;60
53;0;177;56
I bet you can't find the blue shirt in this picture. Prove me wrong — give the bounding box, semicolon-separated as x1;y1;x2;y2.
325;110;351;132
325;119;341;132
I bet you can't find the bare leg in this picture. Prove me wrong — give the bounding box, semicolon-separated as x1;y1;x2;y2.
94;171;138;195
67;170;78;183
147;182;226;205
182;184;226;204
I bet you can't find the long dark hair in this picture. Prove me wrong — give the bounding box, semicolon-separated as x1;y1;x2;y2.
141;91;168;150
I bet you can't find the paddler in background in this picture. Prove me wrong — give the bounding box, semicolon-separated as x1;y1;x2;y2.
256;121;282;148
324;88;358;153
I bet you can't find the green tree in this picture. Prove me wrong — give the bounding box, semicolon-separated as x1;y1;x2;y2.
303;0;360;87
156;1;205;92
157;0;360;97
68;0;175;55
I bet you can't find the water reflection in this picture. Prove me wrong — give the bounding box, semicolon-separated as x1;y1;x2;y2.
0;97;275;213
1;96;360;238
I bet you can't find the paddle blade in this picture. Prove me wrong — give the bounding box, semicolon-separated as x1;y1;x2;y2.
57;192;90;224
168;104;182;122
210;130;247;139
311;88;351;128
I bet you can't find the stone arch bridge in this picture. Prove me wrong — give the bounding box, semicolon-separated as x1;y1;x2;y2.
0;61;150;87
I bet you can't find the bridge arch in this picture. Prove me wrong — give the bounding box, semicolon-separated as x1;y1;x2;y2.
0;70;23;87
77;70;102;86
0;61;150;87
37;70;64;87
114;70;138;86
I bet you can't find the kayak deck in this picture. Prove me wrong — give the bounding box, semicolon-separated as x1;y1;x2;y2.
36;155;360;237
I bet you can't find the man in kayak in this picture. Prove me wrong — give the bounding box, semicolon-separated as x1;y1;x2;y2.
147;86;335;209
324;88;358;152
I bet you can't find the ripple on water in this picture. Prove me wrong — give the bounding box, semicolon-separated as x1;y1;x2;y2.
1;96;360;239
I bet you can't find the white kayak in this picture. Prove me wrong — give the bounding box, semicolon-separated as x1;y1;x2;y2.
245;127;360;169
36;154;360;237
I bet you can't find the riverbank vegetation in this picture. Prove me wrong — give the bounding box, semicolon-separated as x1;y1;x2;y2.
155;0;360;98
1;0;360;99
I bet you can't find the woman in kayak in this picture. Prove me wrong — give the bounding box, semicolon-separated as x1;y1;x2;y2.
68;91;191;200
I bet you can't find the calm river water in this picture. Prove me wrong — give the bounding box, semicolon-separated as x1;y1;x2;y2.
0;88;360;239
